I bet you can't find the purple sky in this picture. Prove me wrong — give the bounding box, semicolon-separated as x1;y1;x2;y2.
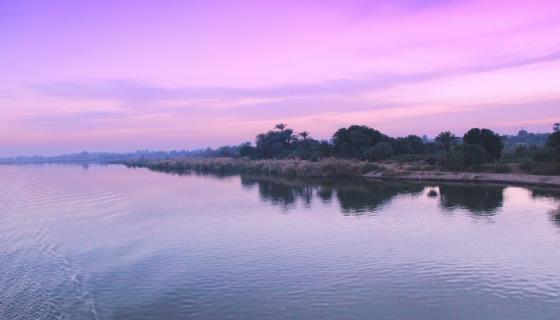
1;0;560;156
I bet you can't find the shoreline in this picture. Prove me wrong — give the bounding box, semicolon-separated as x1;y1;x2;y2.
121;158;560;189
364;170;560;188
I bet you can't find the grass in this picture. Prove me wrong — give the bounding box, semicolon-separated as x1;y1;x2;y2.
123;157;384;177
519;162;560;176
469;163;513;174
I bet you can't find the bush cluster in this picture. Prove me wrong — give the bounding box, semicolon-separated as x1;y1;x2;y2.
126;158;383;177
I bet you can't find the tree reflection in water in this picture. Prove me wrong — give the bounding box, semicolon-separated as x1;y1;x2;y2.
334;180;424;214
242;176;560;226
148;168;560;228
242;175;560;227
240;175;425;214
438;184;505;215
531;188;560;228
241;176;315;209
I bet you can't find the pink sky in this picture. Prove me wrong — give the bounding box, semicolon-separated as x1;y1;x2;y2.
1;0;560;156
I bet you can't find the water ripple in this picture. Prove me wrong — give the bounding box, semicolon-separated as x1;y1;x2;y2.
1;165;560;319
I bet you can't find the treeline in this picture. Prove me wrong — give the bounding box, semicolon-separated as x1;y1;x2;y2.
3;123;559;175
205;123;560;174
0;149;207;164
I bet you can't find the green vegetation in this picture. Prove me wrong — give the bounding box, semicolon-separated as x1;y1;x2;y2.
462;128;504;161
513;126;560;175
7;122;557;178
435;131;458;160
446;144;487;170
119;122;560;177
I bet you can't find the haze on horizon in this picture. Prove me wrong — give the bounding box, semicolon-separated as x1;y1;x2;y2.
1;0;560;156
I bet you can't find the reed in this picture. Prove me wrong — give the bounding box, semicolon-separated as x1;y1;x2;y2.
123;157;383;177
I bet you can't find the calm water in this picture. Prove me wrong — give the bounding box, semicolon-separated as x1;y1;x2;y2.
1;165;560;320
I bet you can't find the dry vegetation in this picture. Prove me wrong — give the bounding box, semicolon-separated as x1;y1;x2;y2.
124;157;383;177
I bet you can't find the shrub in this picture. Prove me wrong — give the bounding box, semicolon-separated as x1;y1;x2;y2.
518;161;560;176
425;156;438;165
519;161;533;172
124;157;384;177
532;147;555;162
393;154;427;163
491;163;512;173
428;190;438;197
547;131;560;148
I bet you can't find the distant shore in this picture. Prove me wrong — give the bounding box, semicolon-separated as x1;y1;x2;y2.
122;157;560;188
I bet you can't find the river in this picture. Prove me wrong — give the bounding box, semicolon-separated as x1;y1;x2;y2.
1;164;559;319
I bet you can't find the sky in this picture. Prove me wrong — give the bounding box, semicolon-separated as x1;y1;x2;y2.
1;0;560;156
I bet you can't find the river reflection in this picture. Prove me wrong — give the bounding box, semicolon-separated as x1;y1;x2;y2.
531;188;560;227
438;184;505;215
237;174;560;221
149;166;560;225
241;175;426;214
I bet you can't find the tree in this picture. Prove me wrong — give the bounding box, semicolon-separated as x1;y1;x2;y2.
548;131;560;148
554;123;560;132
214;145;240;158
392;135;426;155
293;132;322;160
448;144;487;169
547;130;560;161
363;142;394;161
463;128;503;162
239;142;256;158
298;131;310;141
255;124;296;158
332;125;390;159
435;131;458;159
318;140;333;158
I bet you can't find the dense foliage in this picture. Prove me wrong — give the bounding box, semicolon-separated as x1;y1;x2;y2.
462;128;503;162
447;144;487;170
332;125;390;159
435;131;458;159
547;131;560;162
241;124;499;167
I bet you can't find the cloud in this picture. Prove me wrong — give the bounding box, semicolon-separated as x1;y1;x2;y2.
29;47;560;110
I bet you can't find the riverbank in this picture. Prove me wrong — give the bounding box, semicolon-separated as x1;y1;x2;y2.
122;158;560;188
366;170;560;188
122;158;381;177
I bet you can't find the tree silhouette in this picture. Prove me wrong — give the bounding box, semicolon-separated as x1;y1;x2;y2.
463;128;503;162
299;131;310;141
435;131;458;159
332;125;390;159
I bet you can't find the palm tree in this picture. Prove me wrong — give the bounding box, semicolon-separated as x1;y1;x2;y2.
435;131;458;159
299;131;310;141
275;123;287;131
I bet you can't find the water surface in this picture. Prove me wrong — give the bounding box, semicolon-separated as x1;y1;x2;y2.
1;164;560;319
